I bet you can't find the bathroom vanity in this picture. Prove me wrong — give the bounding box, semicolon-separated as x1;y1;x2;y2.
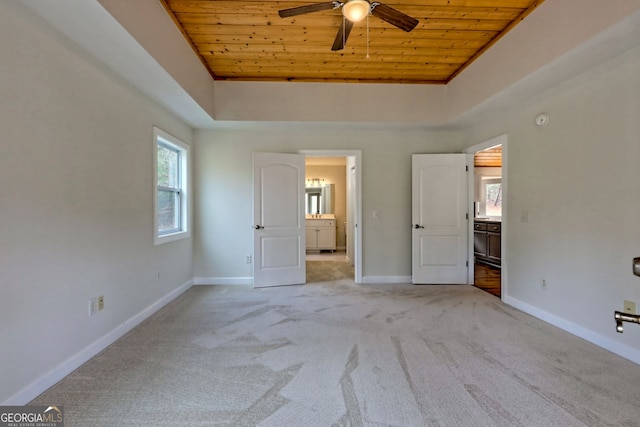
474;219;501;268
306;217;336;252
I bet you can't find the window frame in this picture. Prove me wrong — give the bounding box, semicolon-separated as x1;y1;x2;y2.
153;127;190;245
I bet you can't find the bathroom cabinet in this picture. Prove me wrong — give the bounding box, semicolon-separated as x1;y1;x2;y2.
306;219;336;251
474;220;501;267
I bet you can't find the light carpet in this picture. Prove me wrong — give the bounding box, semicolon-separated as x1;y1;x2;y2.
31;279;640;426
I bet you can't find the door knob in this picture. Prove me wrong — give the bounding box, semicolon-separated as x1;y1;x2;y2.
414;224;424;229
254;225;264;230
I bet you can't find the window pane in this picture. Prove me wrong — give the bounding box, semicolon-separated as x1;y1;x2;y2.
157;189;180;233
310;194;320;214
485;182;502;217
157;144;179;188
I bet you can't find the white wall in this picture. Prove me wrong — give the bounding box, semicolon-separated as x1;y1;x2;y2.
193;124;463;283
212;81;448;123
461;44;640;361
97;0;216;122
0;2;193;403
448;1;640;125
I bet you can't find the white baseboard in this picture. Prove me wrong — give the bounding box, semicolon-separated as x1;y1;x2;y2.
504;295;640;366
193;277;253;286
195;276;414;285
195;276;413;286
362;275;412;284
3;279;193;405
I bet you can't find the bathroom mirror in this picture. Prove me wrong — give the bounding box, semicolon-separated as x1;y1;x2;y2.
305;184;334;215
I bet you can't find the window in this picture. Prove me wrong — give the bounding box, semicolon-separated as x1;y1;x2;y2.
153;127;189;245
483;177;502;217
305;188;322;215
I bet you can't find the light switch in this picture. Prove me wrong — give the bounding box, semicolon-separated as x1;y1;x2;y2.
634;257;640;277
624;300;637;315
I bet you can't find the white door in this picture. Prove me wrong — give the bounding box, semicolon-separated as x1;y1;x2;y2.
253;152;305;287
412;154;468;284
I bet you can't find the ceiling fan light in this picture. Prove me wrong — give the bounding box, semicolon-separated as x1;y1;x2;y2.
342;0;370;22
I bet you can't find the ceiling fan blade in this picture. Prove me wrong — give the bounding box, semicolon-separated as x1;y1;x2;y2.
370;3;418;32
331;19;354;51
279;2;338;18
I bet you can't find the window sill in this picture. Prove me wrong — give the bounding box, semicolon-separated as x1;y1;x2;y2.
154;230;190;246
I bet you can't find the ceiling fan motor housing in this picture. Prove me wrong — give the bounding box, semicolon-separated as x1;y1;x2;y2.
342;0;371;22
278;0;418;50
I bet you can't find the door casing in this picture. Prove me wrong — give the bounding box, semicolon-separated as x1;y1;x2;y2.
464;134;507;299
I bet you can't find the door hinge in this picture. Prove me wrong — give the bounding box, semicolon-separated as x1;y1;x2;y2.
466;260;469;267
466;213;469;220
465;165;469;172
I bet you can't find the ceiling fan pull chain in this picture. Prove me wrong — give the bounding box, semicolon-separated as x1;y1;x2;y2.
366;13;369;58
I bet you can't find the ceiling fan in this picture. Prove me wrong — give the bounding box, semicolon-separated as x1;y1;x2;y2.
278;0;419;51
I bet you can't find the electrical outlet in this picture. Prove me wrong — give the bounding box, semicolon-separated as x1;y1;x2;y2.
541;279;547;289
98;295;104;311
623;300;636;315
245;255;252;264
89;298;98;316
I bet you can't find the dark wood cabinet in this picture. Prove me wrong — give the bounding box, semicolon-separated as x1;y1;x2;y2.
474;220;501;268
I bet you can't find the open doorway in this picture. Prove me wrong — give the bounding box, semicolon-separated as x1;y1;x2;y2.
305;156;351;282
466;136;506;298
301;150;362;283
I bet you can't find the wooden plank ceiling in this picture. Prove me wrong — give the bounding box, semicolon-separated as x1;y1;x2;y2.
474;145;502;167
161;0;544;84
